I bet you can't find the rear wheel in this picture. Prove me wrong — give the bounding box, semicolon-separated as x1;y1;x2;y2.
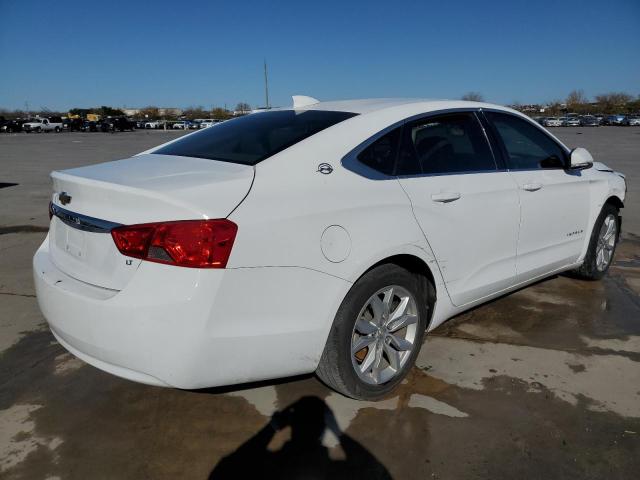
574;204;620;280
54;126;60;132
317;264;429;400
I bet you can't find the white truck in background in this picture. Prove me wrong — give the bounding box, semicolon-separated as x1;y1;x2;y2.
23;117;63;133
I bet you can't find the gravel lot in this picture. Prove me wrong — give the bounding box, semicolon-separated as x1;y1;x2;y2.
1;127;639;479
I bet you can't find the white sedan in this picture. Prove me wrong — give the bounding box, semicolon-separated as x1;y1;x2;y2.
543;117;563;127
34;97;626;400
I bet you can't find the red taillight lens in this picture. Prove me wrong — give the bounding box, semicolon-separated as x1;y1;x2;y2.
111;219;237;268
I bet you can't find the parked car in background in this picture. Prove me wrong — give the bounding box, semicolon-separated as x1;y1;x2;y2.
23;117;63;133
580;115;600;127
189;121;201;130
100;117;136;132
562;117;581;127
36;97;626;400
80;120;98;132
605;114;626;125
145;120;161;129
172;121;191;129
543;117;562;127
623;115;640;126
63;118;84;132
0;117;23;133
199;120;217;128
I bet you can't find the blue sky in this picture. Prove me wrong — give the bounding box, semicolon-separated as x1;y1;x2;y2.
1;0;638;111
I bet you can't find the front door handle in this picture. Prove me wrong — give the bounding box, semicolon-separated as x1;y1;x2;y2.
522;183;543;192
431;192;461;203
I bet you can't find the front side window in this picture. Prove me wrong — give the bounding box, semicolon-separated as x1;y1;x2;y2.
155;110;357;165
485;112;566;170
400;112;496;175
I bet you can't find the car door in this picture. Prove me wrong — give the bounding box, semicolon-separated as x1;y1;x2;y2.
396;111;520;306
482;111;590;282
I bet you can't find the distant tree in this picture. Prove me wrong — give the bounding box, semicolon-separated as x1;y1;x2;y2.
461;92;484;102
139;106;160;119
566;89;588;106
96;105;124;117
69;108;92;117
36;107;64;118
211;107;233;120
594;92;633;113
235;102;251;114
566;90;589;113
182;106;207;120
628;95;640;113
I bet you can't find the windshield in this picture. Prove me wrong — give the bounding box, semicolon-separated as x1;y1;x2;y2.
155;110;357;165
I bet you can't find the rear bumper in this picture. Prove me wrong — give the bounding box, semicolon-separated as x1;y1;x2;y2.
34;237;350;389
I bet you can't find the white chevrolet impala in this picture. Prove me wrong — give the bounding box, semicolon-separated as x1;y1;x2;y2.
34;97;626;400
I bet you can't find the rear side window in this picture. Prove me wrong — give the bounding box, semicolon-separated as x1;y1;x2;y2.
401;113;496;175
357;128;401;175
155;110;357;165
485;112;566;169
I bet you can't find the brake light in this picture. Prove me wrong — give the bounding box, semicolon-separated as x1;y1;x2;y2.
111;219;237;268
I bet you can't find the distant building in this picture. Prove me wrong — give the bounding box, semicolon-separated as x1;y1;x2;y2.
121;107;183;117
159;107;183;116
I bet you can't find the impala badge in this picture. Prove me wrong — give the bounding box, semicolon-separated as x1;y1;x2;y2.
58;191;72;205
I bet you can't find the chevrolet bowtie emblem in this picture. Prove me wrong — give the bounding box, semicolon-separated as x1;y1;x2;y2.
58;191;72;205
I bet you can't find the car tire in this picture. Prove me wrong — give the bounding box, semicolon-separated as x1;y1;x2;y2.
573;203;620;280
317;263;430;400
55;126;60;133
36;127;41;133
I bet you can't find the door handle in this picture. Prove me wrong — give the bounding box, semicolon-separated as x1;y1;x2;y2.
431;192;461;203
522;183;542;192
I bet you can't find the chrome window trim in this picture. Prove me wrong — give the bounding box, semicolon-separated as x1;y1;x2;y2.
50;203;121;233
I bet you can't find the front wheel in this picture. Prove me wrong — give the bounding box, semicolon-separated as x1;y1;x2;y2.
317;264;429;400
573;204;620;280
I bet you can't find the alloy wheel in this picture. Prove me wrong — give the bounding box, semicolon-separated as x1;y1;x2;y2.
350;285;419;385
596;214;617;271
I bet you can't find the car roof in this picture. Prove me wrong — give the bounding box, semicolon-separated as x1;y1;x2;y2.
297;97;516;115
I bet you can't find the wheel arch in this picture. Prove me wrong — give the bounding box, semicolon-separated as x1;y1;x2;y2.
605;195;624;210
356;253;438;328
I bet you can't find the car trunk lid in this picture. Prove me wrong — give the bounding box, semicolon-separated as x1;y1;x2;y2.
48;153;254;290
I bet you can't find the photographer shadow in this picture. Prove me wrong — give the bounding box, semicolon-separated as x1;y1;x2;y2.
209;395;391;479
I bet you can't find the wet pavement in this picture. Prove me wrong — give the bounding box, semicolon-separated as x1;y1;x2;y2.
1;129;639;479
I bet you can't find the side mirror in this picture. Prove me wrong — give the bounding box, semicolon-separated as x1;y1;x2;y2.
569;147;593;170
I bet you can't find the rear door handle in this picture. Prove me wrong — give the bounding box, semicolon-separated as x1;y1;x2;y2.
431;192;461;203
522;183;542;192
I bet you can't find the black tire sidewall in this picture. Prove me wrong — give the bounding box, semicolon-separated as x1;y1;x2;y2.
330;265;428;399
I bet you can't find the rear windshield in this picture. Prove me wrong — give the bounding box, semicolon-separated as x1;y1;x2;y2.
154;110;357;165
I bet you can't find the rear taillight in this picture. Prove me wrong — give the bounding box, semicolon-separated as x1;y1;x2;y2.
111;219;237;268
